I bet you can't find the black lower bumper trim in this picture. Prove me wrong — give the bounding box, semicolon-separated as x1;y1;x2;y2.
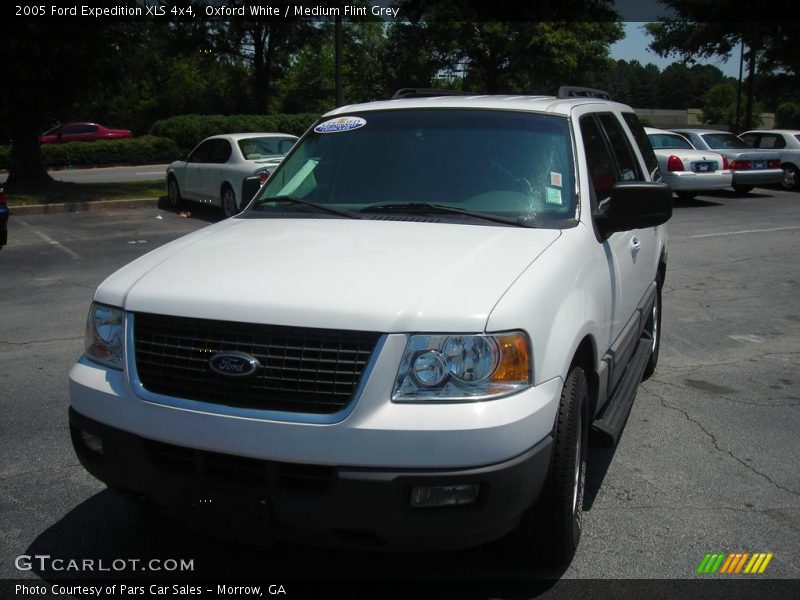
69;407;553;550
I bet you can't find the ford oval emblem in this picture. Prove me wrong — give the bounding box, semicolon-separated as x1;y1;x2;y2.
209;352;261;377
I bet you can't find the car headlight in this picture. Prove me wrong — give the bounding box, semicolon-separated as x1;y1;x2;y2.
84;303;124;369
393;332;531;401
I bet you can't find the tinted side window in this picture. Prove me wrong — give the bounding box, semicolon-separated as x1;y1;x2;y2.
623;112;661;182
741;133;759;147
208;139;232;163
598;113;642;182
188;141;214;163
580;115;617;202
61;124;83;135
758;134;786;149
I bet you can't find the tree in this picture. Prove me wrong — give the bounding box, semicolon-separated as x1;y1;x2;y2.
645;2;800;130
0;22;140;190
701;83;762;130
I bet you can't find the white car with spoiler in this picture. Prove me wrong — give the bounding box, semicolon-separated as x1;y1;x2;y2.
166;133;298;217
645;127;731;200
70;87;672;562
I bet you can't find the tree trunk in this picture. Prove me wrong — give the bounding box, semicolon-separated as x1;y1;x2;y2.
744;24;758;131
6;99;52;192
250;25;269;114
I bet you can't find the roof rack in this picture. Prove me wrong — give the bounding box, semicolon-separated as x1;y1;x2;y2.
557;86;612;100
390;88;462;100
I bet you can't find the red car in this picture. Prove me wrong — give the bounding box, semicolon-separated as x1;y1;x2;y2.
39;122;132;144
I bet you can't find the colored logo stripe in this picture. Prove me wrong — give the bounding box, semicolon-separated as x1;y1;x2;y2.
698;552;773;574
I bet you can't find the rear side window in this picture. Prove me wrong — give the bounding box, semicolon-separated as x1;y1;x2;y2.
756;134;786;149
623;113;661;181
598;114;642;182
580;115;617;202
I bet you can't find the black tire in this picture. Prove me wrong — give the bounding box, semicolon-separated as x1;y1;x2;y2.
512;365;588;564
643;278;662;380
781;164;799;191
221;185;237;218
733;184;754;194
675;191;697;201
167;176;183;210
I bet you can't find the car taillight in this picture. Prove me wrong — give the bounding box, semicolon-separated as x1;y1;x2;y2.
728;160;751;170
259;172;269;184
667;155;684;172
722;155;730;170
768;159;781;169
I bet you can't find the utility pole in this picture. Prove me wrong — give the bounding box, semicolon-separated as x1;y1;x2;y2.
735;36;744;132
335;1;342;107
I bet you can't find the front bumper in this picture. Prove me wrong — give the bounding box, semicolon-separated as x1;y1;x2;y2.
70;408;553;550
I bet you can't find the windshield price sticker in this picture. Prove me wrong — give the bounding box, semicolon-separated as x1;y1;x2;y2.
314;116;367;134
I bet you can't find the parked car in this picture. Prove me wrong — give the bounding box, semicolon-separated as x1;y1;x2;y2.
740;129;800;190
166;133;298;217
69;88;671;561
39;122;132;144
645;127;731;200
0;183;7;249
670;128;782;193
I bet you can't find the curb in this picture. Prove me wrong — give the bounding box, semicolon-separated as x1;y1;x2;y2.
10;197;160;216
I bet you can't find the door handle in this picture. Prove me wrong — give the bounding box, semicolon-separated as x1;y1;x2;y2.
630;236;641;252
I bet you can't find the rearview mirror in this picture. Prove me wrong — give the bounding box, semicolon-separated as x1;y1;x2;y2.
595;182;672;238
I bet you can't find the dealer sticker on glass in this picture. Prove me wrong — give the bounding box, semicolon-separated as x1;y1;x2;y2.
314;116;367;134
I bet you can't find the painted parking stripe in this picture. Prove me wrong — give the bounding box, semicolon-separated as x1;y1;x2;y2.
16;218;80;260
690;225;800;239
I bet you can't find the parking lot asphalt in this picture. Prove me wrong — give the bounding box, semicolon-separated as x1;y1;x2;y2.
1;189;799;592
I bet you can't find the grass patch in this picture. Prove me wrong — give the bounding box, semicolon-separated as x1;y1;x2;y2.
7;180;165;207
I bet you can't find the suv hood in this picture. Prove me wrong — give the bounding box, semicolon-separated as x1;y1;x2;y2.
95;218;560;332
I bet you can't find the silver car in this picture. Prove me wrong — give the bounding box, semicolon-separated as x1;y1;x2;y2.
645;127;731;200
670;129;783;193
166;133;298;217
740;129;800;191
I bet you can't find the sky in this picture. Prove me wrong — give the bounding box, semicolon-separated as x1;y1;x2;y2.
610;23;742;78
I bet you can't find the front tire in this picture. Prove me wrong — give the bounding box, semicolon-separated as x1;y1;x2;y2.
781;164;799;191
167;176;183;210
643;278;662;380
511;365;588;564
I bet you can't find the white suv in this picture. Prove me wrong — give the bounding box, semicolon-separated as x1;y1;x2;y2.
70;88;671;561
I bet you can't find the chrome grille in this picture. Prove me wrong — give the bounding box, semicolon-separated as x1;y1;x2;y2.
133;313;380;414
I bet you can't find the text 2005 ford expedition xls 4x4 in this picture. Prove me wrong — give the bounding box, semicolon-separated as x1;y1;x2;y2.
70;88;671;561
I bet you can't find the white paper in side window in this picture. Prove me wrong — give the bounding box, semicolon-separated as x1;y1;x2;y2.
277;158;319;197
545;186;563;206
550;171;563;187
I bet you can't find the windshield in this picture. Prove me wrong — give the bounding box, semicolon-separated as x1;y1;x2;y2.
237;136;296;160
701;132;750;150
249;109;576;223
648;133;693;150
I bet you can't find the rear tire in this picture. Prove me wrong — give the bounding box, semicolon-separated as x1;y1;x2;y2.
221;185;237;218
733;184;754;194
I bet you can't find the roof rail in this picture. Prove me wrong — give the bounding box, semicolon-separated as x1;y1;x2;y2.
557;86;612;100
390;88;462;100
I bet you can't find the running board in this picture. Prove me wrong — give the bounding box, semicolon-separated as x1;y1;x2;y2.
592;338;651;446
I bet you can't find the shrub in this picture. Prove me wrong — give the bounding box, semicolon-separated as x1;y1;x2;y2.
0;135;180;170
149;113;319;151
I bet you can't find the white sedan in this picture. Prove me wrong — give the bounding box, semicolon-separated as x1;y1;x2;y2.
166;133;298;217
645;127;731;200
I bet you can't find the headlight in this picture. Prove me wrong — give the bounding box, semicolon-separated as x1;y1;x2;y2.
393;332;531;401
84;303;124;369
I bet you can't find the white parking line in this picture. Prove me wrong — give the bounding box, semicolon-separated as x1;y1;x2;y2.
15;218;80;260
690;225;800;239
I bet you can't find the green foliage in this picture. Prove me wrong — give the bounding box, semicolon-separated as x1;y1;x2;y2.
0;136;179;170
776;103;800;129
149;114;319;151
701;83;762;129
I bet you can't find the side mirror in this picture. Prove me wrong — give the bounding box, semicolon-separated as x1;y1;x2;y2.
595;182;672;238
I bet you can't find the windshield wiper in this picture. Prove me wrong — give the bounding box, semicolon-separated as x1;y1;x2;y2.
359;203;537;227
254;195;361;219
